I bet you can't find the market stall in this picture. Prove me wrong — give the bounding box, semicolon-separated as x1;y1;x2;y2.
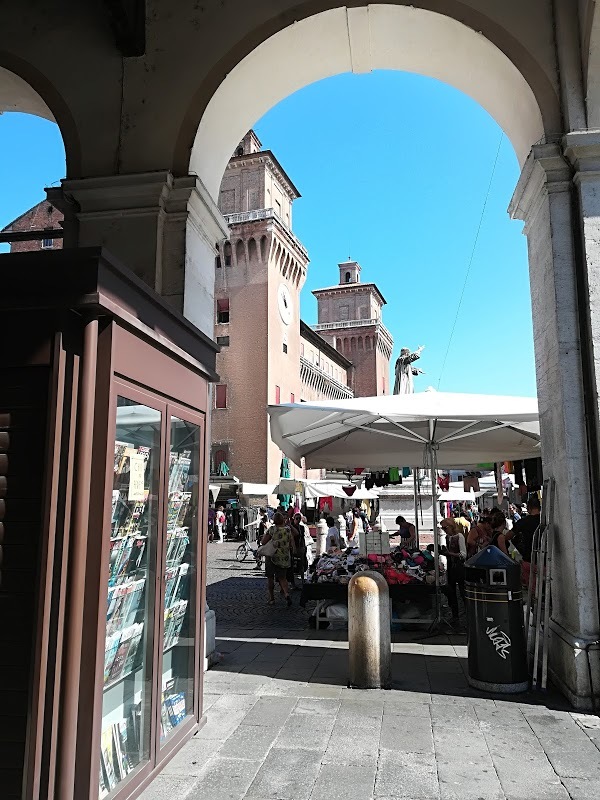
269;391;541;627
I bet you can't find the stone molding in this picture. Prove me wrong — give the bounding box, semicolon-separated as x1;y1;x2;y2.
563;129;600;183
52;171;227;243
508;143;571;231
510;131;600;228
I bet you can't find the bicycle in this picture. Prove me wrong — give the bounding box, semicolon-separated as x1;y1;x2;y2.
235;537;260;563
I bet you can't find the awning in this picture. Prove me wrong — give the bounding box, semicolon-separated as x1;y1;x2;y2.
239;482;277;496
268;391;540;469
437;489;486;501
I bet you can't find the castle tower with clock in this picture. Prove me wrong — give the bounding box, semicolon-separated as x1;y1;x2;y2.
212;132;353;491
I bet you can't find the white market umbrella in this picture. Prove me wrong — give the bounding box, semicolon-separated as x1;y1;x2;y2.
268;391;540;622
268;392;540;470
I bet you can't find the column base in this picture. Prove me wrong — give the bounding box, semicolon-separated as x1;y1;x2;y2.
549;620;600;711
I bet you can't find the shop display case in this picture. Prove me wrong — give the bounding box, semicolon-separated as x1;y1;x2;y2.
0;248;217;800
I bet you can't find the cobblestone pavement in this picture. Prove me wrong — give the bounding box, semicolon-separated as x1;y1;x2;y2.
206;539;311;630
137;540;600;800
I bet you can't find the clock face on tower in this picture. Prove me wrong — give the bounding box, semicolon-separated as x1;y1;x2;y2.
278;284;293;325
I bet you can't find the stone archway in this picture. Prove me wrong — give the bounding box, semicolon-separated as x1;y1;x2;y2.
189;5;553;203
0;56;80;175
184;5;600;710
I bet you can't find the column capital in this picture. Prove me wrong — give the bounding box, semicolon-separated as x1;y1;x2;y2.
50;171;173;218
509;143;571;229
181;175;229;249
563;130;600;183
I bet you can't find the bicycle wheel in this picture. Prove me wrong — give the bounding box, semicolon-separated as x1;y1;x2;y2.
235;544;248;562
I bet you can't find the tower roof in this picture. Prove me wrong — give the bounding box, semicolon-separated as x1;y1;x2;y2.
312;282;387;306
226;149;301;200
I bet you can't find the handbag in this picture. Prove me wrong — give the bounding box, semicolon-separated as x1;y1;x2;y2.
257;538;277;558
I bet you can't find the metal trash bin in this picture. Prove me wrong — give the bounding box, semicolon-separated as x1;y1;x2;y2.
464;546;528;693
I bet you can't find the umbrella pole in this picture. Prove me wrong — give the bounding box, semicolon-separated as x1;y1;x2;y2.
428;443;442;627
413;468;419;549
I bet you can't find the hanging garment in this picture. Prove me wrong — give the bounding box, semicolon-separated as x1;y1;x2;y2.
402;467;411;478
513;460;524;485
495;463;504;505
318;496;333;513
524;458;543;489
463;474;480;492
388;467;401;485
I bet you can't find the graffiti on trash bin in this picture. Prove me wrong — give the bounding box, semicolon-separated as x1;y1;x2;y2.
485;625;511;659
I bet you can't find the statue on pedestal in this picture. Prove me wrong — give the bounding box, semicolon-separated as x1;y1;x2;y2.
393;346;425;395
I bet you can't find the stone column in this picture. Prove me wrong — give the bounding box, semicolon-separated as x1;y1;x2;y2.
510;140;600;709
47;172;228;339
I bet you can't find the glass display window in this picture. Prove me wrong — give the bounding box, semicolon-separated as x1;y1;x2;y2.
98;392;205;799
159;417;201;745
99;397;161;797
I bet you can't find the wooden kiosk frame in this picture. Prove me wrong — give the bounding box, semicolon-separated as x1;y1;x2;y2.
0;248;218;800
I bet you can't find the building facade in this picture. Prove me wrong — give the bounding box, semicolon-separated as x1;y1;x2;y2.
1;199;63;252
211;132;353;488
313;260;393;397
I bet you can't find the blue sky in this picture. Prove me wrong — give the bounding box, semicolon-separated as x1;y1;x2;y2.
0;70;535;396
255;71;535;396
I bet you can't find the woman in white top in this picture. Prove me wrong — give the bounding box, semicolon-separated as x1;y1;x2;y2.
337;514;348;547
325;515;341;550
293;512;315;568
348;510;363;546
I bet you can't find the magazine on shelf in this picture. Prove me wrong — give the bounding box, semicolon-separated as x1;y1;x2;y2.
164;566;180;609
112;721;134;781
107;578;145;635
160;692;173;740
125;536;147;574
122;623;144;676
114;441;133;475
100;726;118;792
123;577;146;627
167;492;183;529
99;766;109;799
172;563;190;604
107;633;133;683
168;453;191;494
164;599;189;649
165;692;187;728
176;492;192;527
104;632;121;683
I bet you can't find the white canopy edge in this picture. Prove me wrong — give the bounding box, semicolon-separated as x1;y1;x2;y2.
239;483;277;496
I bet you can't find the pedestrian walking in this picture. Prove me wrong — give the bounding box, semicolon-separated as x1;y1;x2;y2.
440;518;466;620
260;511;294;606
215;504;225;543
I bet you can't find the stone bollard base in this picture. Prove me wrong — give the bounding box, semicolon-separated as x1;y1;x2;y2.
348;570;392;689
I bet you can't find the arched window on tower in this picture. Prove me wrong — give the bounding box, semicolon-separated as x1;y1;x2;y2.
236;239;245;265
345;271;351;283
248;238;257;262
223;241;232;267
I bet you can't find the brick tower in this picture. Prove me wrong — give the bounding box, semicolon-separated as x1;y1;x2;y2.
312;261;393;396
212;131;309;486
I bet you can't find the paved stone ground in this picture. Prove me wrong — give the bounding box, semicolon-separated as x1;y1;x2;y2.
138;541;600;800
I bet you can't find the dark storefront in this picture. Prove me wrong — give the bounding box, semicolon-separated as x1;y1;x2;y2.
0;249;217;800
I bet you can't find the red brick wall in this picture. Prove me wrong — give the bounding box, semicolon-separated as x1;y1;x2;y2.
4;201;63;253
